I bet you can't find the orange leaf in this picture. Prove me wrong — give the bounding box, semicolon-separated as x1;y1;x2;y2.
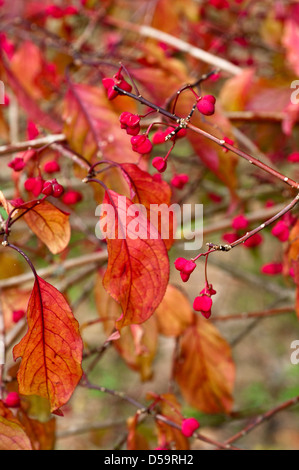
148;392;189;450
0;190;14;216
174;315;235;414
13;276;83;413
127;414;150;450
155;284;193;337
101;190;169;330
288;220;299;263
22;200;71;255
17;409;56;450
0;403;32;450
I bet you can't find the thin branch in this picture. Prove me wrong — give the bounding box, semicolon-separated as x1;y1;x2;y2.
211;307;295;322
81;378;242;450
224;395;299;446
0;251;108;289
0;134;66;157
105;17;243;76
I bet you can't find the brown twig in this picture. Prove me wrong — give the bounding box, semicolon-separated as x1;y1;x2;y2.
224;395;299;446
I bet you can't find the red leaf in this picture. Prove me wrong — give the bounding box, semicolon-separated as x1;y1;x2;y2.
13;276;83;413
121;163;175;249
1;54;62;133
63;83;140;164
100;190;169;330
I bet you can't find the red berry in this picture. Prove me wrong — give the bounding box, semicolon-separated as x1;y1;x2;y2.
8;157;25;172
102;77;118;100
52;183;64;198
232;214;249;231
27;121;39;140
204;95;216;104
131;135;153;154
102;73;132;101
171;173;189;189
261;263;283;275
152;130;167;145
180;272;190;282
119;112;141;135
271;221;289;242
24;177;44;197
244;233;263;248
10;198;24;207
4;392;20;408
288;152;299;163
193;295;213;313
152;157;167;173
42;181;53;196
43;160;60;174
62;190;83;205
197;97;215;116
12;310;25;323
181;418;200;437
174;258;196;276
42;179;64;198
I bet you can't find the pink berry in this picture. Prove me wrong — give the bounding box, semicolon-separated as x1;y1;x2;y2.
171;173;189;189
288;152;299;163
204;94;216;104
42;181;54;196
174;258;196;275
174;257;188;271
62;190;83;205
52;183;64;198
43;160;60;174
8;157;25;172
261;263;283;275
271;221;289;242
102;72;132;101
244;233;263;248
197;98;215;116
131;135;153;154
4;392;20;408
152;157;167;173
193;295;213;313
232;214;249;231
180;272;190;282
12;310;25;323
24;177;44;197
27;121;39;140
152;130;167;145
181;418;200;437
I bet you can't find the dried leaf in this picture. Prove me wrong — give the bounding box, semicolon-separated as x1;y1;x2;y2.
174;315;235;414
22;200;71;255
155;284;193;337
